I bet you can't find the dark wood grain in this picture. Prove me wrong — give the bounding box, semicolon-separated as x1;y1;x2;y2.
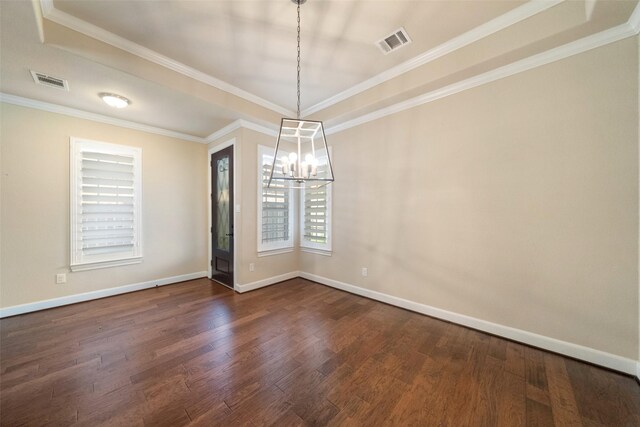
1;278;638;426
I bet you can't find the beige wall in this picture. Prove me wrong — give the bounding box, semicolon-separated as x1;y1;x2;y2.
0;104;208;308
302;37;640;360
208;128;298;287
0;34;636;367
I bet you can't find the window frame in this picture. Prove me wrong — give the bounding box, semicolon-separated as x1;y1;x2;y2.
257;144;295;254
70;137;143;272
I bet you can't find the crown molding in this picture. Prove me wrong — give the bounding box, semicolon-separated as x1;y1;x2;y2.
301;0;565;117
325;20;638;136
239;119;279;138
38;0;294;118
205;120;244;143
629;0;640;34
10;13;636;148
38;0;53;15
30;0;45;43
38;0;563;120
27;1;640;145
0;92;280;145
205;119;278;143
0;93;207;143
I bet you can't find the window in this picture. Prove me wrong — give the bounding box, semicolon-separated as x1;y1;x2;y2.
300;148;332;253
70;137;142;271
257;145;294;253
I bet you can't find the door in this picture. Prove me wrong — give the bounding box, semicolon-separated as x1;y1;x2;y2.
211;146;234;289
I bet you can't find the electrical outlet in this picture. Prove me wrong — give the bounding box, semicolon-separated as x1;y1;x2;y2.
249;263;255;272
361;267;368;277
56;273;66;284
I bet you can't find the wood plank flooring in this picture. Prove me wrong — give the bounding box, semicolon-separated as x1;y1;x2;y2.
1;278;638;426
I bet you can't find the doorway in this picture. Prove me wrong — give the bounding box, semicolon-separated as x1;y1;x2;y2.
210;145;234;289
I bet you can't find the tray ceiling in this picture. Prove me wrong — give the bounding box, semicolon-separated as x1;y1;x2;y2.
0;0;638;141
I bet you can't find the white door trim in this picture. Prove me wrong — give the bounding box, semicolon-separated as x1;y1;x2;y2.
208;138;238;291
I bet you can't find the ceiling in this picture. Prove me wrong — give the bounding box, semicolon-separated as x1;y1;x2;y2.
0;0;638;141
51;0;528;110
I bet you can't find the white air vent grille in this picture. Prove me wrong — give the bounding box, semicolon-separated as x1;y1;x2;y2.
30;70;69;91
376;27;412;54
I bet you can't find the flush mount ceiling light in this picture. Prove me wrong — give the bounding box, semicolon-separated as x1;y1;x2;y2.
268;0;334;190
99;93;130;109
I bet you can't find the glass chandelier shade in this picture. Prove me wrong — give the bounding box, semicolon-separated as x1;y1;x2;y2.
268;0;334;190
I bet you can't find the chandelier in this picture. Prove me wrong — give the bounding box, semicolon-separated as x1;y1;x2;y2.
268;0;334;189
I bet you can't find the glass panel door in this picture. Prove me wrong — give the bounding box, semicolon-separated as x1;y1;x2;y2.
211;146;234;288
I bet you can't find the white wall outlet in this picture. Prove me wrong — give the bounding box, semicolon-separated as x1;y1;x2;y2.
361;267;368;277
249;263;255;272
56;273;66;284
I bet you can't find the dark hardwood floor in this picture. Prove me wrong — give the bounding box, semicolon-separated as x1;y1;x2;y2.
0;278;638;426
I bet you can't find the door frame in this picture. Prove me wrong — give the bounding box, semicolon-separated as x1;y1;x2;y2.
208;138;238;291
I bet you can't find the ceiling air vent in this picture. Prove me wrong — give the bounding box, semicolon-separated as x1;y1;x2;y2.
30;70;69;91
376;27;412;54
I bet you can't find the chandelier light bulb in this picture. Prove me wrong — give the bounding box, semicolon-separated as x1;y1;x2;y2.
281;155;290;175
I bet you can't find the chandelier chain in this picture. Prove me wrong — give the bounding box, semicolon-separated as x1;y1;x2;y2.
267;0;334;189
296;1;301;119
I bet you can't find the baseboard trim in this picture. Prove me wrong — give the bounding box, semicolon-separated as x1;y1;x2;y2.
298;271;639;377
0;271;208;318
3;269;638;378
236;271;301;293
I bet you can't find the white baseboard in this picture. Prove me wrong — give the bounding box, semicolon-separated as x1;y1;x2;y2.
299;271;640;377
0;271;208;318
3;269;638;378
235;271;300;293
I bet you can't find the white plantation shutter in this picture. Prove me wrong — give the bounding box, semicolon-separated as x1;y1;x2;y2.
70;138;142;271
257;145;294;252
300;148;332;252
303;186;328;243
262;160;290;242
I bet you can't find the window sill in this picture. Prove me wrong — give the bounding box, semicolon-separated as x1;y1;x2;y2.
300;247;332;257
257;248;295;257
70;257;142;272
